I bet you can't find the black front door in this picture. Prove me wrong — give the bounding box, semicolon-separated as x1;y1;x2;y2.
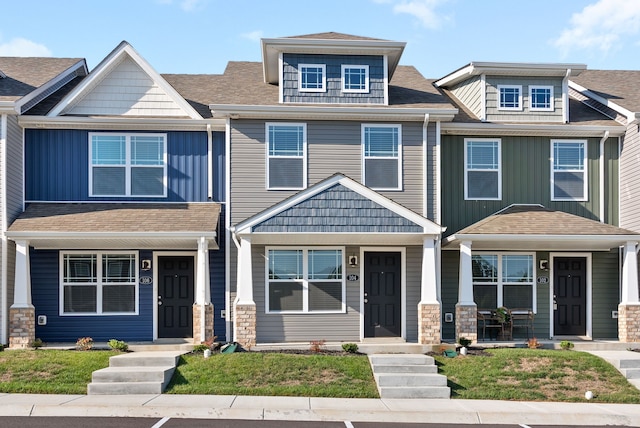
554;257;587;336
158;256;194;338
364;252;401;338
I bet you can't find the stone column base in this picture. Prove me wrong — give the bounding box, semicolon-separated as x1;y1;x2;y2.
418;303;441;344
9;306;35;349
618;303;640;342
455;303;477;344
193;303;214;344
234;303;256;348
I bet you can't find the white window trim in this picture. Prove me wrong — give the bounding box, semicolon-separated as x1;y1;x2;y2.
265;122;307;191
550;139;588;202
341;64;369;93
88;132;168;198
472;252;537;313
529;85;554;112
298;63;326;93
464;138;502;200
361;123;403;191
497;84;523;111
265;246;346;314
59;250;139;316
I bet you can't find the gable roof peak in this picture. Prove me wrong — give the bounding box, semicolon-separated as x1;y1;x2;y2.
285;32;386;41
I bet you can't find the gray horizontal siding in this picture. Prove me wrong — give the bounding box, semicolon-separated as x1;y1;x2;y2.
6;115;23;223
450;75;483;119
283;54;385;104
485;77;564;122
620;125;640;232
405;246;422;342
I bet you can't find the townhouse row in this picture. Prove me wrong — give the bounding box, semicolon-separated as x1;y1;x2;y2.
1;32;639;348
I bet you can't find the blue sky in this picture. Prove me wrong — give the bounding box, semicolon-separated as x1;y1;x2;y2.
2;0;640;79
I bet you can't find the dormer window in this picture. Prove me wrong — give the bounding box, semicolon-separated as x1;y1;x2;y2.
299;64;326;92
498;85;522;111
342;65;369;93
530;85;554;111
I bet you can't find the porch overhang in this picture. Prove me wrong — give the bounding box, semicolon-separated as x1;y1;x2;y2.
443;233;638;252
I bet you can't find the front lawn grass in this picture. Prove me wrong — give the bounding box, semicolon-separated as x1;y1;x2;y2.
434;348;640;403
0;349;118;394
165;352;379;398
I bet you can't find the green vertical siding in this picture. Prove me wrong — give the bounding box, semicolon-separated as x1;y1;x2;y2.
441;250;459;340
441;135;619;237
534;251;551;339
592;250;619;339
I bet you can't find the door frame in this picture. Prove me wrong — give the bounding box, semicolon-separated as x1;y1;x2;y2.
549;252;592;339
359;247;406;341
153;251;197;340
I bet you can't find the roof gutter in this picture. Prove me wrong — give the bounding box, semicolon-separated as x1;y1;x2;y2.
18;115;226;131
440;122;625;137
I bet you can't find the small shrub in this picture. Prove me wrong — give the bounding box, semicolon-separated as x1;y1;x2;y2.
560;340;574;350
192;344;210;353
310;339;326;352
458;337;472;347
75;337;93;351
31;338;44;349
108;339;128;352
342;343;358;353
527;337;541;349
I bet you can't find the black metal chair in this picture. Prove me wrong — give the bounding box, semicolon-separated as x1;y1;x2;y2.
477;310;503;341
509;308;534;339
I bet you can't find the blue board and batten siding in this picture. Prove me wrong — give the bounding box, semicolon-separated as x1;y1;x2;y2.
282;54;385;104
25;129;226;202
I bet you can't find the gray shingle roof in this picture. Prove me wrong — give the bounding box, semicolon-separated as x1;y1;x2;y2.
571;69;640;113
8;203;220;234
285;32;386;41
0;57;83;101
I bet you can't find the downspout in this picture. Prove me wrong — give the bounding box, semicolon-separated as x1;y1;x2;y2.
422;114;430;217
1;113;7;345
207;124;213;200
562;69;571;123
224;118;232;342
599;130;609;223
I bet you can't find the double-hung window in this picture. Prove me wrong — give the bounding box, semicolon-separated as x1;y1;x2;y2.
299;64;326;92
342;65;369;93
267;248;344;313
529;85;554;111
464;139;501;200
90;133;167;197
472;253;535;311
61;252;138;315
551;140;587;201
498;85;522;110
266;123;306;190
362;124;402;190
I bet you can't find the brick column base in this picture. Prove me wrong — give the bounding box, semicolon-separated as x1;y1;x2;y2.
418;303;441;344
455;303;477;344
619;303;640;342
234;303;256;348
193;304;214;344
9;306;35;349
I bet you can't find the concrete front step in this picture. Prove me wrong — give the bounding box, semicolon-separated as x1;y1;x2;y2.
88;381;166;395
108;351;182;367
91;366;175;383
368;353;450;399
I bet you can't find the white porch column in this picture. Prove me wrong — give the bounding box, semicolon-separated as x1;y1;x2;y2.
418;237;441;344
195;237;208;305
11;240;32;309
234;236;256;347
458;241;474;305
621;241;639;304
193;237;213;343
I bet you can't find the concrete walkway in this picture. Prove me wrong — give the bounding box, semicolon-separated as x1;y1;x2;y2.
1;393;640;425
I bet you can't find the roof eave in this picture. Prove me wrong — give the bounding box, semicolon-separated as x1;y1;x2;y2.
443;233;638;251
18;115;226;131
440;122;625;137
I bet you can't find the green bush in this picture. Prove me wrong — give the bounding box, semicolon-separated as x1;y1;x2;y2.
75;337;93;351
108;339;129;352
560;340;574;350
31;338;43;349
192;344;210;353
342;343;358;353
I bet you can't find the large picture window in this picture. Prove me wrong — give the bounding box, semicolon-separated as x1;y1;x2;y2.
267;248;344;313
61;252;138;315
362;124;402;190
465;139;501;200
90;133;167;197
472;253;535;311
266;123;307;190
551;140;587;201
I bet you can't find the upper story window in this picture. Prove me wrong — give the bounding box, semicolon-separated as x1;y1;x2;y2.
362;124;402;190
498;85;522;111
530;85;554;111
266;248;344;313
342;65;369;93
551;140;587;201
465;139;501;200
89;133;167;197
299;64;326;92
61;251;138;316
266;123;307;190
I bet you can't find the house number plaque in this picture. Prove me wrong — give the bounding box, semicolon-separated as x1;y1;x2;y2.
139;276;153;285
537;276;548;284
347;274;359;281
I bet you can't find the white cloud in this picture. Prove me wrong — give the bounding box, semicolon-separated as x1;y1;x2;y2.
0;38;52;57
241;31;264;42
390;0;450;30
554;0;640;55
156;0;207;12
